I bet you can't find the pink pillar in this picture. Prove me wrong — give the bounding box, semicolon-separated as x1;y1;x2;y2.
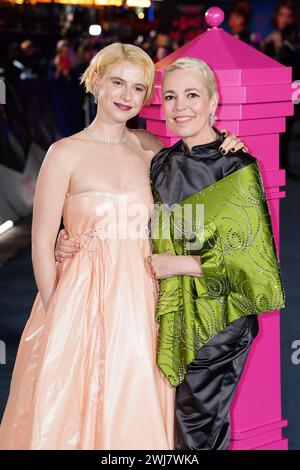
142;6;291;450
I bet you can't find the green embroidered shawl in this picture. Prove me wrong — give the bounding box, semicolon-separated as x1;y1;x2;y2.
151;161;285;387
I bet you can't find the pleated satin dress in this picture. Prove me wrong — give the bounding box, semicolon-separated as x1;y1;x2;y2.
0;185;175;450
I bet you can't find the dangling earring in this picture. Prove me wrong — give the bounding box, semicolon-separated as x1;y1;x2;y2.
209;111;215;127
94;95;98;105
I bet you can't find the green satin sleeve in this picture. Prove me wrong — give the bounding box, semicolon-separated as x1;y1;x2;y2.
151;162;285;387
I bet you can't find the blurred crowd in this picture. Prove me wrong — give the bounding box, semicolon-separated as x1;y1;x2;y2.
2;1;300;78
0;0;300;172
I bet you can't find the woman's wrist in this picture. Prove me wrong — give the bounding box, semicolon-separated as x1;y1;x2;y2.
149;253;203;279
176;255;203;277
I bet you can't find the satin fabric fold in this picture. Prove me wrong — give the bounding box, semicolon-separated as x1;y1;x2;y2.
176;315;259;450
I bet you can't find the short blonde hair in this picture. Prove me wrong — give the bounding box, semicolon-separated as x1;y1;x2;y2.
163;57;217;98
81;43;155;105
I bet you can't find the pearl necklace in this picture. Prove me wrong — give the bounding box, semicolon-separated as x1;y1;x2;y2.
84;126;128;145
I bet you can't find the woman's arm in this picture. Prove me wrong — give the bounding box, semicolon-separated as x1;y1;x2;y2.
149;253;203;279
132;128;248;159
31;139;72;312
131;129;164;161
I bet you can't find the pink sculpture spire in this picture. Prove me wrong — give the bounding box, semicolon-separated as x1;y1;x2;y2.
205;6;225;29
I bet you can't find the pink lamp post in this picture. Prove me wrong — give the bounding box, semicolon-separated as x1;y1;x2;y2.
141;6;291;450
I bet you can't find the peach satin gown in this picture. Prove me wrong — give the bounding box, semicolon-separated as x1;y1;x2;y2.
0;185;175;450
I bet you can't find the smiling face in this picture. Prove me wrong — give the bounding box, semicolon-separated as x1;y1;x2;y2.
162;68;218;145
93;59;148;124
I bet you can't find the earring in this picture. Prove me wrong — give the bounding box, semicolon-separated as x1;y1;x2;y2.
94;95;98;104
209;111;215;126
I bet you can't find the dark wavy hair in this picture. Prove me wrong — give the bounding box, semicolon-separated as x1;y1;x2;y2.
270;1;297;29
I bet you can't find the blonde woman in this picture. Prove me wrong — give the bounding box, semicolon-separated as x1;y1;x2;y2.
149;57;285;449
0;44;244;450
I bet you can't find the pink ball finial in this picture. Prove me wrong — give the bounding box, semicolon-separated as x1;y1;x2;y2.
205;6;224;29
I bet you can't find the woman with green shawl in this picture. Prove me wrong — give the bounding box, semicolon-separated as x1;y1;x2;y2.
149;57;285;450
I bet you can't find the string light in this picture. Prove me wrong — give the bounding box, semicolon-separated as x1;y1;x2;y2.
126;1;151;8
89;24;102;35
0;221;14;236
11;0;123;5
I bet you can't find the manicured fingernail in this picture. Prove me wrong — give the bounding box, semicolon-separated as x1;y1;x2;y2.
231;147;235;152
221;149;226;155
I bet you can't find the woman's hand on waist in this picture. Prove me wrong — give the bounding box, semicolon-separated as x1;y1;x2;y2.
55;229;80;263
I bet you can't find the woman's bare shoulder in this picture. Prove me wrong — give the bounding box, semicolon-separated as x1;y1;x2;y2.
46;131;87;167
